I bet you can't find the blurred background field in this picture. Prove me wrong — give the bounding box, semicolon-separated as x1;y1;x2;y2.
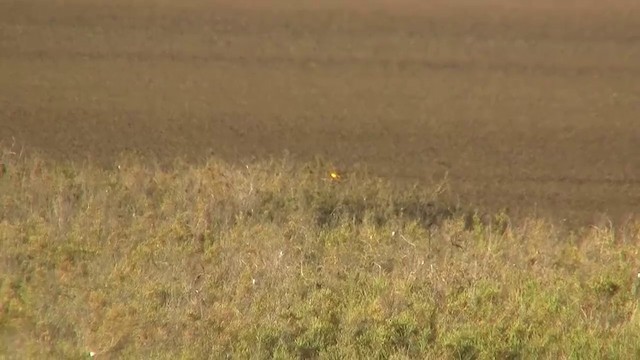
1;0;639;225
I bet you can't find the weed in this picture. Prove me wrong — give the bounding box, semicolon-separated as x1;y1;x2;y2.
0;154;639;358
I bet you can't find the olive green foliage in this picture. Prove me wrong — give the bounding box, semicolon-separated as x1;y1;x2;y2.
1;151;639;359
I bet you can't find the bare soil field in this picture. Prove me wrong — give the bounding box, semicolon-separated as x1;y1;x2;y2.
1;0;639;225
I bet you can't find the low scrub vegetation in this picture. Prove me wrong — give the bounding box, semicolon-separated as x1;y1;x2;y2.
1;151;639;359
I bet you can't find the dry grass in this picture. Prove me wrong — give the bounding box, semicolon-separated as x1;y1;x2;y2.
1;148;640;359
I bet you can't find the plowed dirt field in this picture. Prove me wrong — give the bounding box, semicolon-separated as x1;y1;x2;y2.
2;0;639;225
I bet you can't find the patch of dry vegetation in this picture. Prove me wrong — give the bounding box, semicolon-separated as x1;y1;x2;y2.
1;149;639;359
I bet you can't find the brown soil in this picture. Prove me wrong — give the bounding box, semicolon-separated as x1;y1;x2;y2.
2;0;639;226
